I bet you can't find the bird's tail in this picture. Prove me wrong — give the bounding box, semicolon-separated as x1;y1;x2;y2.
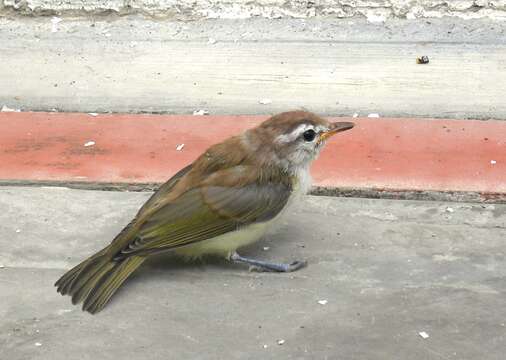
55;247;145;314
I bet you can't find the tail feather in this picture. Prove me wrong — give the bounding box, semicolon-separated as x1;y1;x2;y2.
71;261;116;305
55;248;109;295
82;256;145;314
55;249;145;314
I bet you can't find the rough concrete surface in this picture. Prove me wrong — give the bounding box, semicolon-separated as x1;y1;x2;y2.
1;17;506;118
2;0;506;20
0;186;505;359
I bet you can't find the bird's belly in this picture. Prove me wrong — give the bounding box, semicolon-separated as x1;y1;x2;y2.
175;220;273;259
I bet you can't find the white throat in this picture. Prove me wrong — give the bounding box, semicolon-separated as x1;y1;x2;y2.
292;165;313;196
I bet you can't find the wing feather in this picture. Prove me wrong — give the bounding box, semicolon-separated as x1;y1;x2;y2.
116;180;291;258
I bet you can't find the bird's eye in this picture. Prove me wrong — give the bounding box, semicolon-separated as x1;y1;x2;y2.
302;129;316;142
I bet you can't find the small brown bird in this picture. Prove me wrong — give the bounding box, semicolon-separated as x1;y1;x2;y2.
55;110;354;313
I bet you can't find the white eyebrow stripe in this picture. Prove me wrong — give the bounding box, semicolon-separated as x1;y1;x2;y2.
275;124;328;143
276;124;311;143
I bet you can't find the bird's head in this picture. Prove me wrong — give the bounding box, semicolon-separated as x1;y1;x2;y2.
247;110;354;173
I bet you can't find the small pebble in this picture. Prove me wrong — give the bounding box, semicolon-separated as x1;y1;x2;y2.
84;141;95;147
176;144;185;151
50;17;62;33
1;105;20;112
35;342;42;347
193;109;209;116
56;309;72;315
418;331;429;339
277;339;285;345
318;300;328;305
490;160;497;165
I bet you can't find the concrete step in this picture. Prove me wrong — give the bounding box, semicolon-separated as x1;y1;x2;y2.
1;17;506;119
0;112;505;202
1;187;505;359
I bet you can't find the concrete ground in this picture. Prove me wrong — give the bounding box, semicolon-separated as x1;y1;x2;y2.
1;16;506;119
0;186;504;359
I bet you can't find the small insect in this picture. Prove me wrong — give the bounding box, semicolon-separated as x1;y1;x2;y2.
416;56;430;64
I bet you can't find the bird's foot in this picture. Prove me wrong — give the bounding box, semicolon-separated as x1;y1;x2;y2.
229;252;306;273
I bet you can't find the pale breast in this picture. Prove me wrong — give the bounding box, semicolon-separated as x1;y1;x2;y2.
175;168;311;260
174;219;276;259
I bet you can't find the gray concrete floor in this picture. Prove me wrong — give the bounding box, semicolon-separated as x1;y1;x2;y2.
1;16;506;119
0;186;505;359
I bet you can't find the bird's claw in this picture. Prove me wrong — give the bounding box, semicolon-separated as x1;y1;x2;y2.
248;260;307;273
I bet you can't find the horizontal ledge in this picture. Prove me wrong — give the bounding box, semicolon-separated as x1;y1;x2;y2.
1;33;506;118
0;112;504;201
1;181;505;205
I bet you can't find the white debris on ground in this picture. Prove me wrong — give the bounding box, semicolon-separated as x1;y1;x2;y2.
0;265;5;269
263;344;268;349
277;339;285;345
263;247;270;251
366;13;386;23
491;160;497;165
1;105;20;112
35;342;42;346
56;309;72;315
317;300;328;305
88;113;98;117
353;113;359;118
207;38;217;45
84;141;95;147
368;113;380;118
445;207;455;213
418;331;430;339
258;99;272;105
193;109;209;116
176;144;185;151
15;229;21;233
51;17;62;33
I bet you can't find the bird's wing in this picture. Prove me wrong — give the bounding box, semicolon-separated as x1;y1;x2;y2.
115;180;292;258
106;164;194;249
137;164;193;216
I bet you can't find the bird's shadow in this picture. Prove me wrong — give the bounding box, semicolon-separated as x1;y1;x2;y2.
116;230;292;283
104;223;305;309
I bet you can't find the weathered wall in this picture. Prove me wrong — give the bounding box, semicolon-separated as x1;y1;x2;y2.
1;0;506;20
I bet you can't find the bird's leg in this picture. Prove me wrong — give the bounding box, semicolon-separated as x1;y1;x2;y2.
229;252;306;272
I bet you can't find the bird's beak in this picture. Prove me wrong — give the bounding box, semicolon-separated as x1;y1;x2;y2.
318;122;355;143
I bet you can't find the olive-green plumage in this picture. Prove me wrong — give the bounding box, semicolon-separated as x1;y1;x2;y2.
55;110;354;313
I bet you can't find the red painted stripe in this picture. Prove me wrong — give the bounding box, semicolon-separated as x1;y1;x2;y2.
0;112;504;194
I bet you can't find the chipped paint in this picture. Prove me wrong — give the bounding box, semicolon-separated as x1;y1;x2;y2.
2;0;506;20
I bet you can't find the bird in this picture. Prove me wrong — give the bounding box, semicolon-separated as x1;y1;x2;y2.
55;110;354;313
